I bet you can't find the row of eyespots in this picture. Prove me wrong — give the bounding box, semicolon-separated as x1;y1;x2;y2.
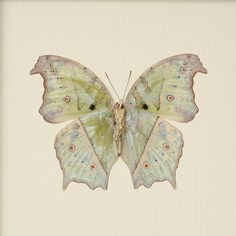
142;95;173;111
68;144;96;169
164;63;189;103
177;61;194;77
141;94;174;110
63;95;96;110
143;143;170;168
167;62;192;102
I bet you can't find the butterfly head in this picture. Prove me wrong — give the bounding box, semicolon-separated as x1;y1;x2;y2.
115;101;125;110
114;101;126;123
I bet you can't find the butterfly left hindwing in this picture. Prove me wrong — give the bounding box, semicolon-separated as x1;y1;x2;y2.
55;120;108;190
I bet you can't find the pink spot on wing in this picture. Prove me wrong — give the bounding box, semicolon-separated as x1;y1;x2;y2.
163;143;170;150
167;95;174;102
69;144;75;152
90;163;96;169
144;162;149;168
180;67;186;73
175;107;182;112
63;95;70;102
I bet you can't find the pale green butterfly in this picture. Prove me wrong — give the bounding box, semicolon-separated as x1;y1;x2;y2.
30;54;207;190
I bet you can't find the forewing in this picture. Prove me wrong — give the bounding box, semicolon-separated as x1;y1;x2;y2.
125;54;207;122
55;109;117;190
30;55;114;123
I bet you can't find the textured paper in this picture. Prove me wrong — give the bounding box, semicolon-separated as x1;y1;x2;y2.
1;1;236;236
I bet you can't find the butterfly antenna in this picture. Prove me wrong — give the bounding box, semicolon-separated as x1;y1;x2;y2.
122;70;132;101
105;72;120;101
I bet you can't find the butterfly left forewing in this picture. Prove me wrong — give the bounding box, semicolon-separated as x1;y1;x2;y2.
30;55;113;123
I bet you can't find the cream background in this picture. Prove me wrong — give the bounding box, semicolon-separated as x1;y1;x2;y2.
1;1;236;236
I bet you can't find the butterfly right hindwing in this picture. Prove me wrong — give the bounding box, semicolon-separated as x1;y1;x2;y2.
132;118;183;188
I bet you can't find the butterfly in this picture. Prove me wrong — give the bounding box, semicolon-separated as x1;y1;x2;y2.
30;54;207;190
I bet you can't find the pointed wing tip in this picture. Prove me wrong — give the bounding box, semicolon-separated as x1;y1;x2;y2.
30;68;36;75
100;184;108;190
62;177;70;191
133;181;151;189
30;67;40;75
200;66;208;74
170;179;177;189
62;184;68;191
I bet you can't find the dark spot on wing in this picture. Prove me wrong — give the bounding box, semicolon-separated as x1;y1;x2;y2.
89;104;96;110
142;103;149;110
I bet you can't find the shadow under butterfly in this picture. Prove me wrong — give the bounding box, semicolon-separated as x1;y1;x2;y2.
30;54;207;190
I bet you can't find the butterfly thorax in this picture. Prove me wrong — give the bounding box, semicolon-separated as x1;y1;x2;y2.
114;102;126;156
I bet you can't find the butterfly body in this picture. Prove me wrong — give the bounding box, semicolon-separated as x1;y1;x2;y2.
114;102;126;156
31;54;207;190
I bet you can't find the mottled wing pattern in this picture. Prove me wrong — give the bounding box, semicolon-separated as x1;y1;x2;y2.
125;54;207;122
55;120;107;190
132;118;183;188
55;109;117;190
122;109;158;174
30;55;113;123
79;109;117;175
31;56;117;190
123;54;207;188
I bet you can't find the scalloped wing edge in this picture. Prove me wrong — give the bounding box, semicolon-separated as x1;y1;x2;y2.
54;120;109;190
132;118;184;189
